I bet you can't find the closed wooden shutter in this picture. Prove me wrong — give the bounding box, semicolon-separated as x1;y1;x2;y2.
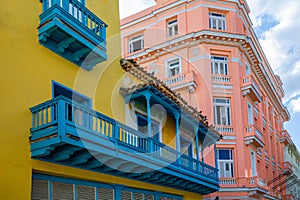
77;185;95;200
159;197;167;200
121;191;132;200
52;182;74;200
32;179;49;200
98;188;114;200
144;194;154;200
133;192;143;200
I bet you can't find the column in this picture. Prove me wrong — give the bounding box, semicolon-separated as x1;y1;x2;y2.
214;143;219;179
145;93;152;138
195;126;200;172
174;112;180;152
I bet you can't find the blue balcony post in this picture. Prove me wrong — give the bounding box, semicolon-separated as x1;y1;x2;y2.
113;185;123;200
57;98;66;137
214;143;219;179
195;126;200;172
154;191;160;200
100;24;106;41
61;0;69;10
113;122;119;148
52;0;60;6
174;112;181;165
145;93;153;152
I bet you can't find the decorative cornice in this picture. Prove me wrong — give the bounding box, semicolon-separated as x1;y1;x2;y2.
126;30;289;120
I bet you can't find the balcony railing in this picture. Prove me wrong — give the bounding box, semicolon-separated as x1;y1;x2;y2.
219;177;237;185
280;130;291;145
215;125;234;133
244;125;264;147
247;176;267;190
212;75;231;83
164;71;196;90
30;96;219;194
282;161;293;175
38;0;107;70
241;75;262;102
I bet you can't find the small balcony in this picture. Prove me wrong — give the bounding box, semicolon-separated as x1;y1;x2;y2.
163;71;196;91
244;125;264;148
241;75;262;103
215;125;234;135
280;130;291;145
247;176;268;193
38;0;107;70
219;177;237;187
212;74;231;84
30;96;219;194
282;161;293;175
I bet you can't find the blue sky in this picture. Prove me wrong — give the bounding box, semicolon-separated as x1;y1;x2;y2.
119;0;300;150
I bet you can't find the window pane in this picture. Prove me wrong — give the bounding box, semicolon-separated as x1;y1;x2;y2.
218;149;230;160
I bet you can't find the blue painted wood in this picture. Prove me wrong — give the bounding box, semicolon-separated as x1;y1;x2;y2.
214;143;219;180
195;127;200;172
30;96;220;194
57;98;66;137
38;0;108;70
174;112;181;166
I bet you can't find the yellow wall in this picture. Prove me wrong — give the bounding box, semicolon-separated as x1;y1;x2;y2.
0;0;123;199
0;0;203;199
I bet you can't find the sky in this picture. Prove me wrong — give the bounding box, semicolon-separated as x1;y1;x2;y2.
119;0;300;150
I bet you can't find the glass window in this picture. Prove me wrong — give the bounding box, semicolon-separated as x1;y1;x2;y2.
167;58;180;77
250;151;257;176
136;113;160;141
245;62;251;76
129;35;144;53
211;56;228;75
217;149;234;178
247;103;253;124
209;12;226;30
167;19;178;37
213;98;231;125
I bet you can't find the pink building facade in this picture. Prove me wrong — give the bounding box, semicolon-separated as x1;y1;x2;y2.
121;0;291;199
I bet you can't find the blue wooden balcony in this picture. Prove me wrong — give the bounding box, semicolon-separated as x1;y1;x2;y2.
38;0;107;70
30;96;219;194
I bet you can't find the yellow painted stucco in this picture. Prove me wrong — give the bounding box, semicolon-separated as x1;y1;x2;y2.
0;0;203;199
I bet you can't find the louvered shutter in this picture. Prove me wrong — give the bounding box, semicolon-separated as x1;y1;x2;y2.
32;179;49;200
98;188;114;200
121;191;132;200
144;194;154;200
159;197;167;200
133;192;143;200
77;185;95;200
52;182;74;200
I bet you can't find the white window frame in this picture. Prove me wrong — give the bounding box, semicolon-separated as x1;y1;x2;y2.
217;149;234;178
213;98;231;125
129;34;144;53
165;57;181;77
211;56;228;75
167;19;178;37
209;12;226;30
247;102;253;125
250;150;257;176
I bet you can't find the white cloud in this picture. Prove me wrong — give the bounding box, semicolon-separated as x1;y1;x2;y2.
119;0;155;19
288;96;300;114
248;0;300;104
